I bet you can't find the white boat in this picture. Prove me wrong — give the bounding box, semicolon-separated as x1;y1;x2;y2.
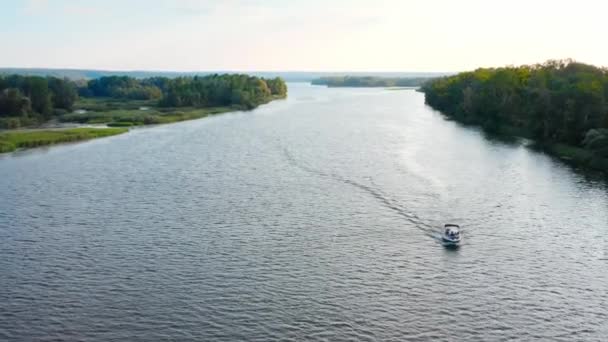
442;224;462;246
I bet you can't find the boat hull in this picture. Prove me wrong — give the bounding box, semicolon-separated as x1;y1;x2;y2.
441;236;462;247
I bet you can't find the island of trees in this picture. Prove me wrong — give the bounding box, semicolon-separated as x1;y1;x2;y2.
422;59;608;172
312;76;429;88
0;74;287;152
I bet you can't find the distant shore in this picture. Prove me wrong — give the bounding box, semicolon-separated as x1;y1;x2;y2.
0;96;286;154
1;73;288;153
311;76;430;88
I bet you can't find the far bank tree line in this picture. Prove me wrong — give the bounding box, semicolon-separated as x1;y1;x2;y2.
422;60;608;169
0;74;287;128
312;76;428;87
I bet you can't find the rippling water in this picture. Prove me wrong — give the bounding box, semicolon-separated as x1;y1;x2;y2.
1;84;607;341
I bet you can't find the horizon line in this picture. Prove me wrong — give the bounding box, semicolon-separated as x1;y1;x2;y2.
0;66;457;74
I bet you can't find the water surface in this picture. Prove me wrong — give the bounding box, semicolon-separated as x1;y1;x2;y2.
1;84;607;341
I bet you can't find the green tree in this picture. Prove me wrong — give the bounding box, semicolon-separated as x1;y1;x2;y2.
23;77;52;117
49;77;78;111
0;88;31;117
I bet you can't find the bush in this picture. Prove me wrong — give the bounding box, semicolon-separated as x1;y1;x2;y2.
0;117;21;129
589;157;608;171
53;108;69;116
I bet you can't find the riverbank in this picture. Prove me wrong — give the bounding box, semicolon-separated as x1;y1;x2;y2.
422;60;608;173
439;117;608;174
0;127;128;153
59;95;285;127
534;142;608;172
0;94;286;153
61;97;236;127
1;73;288;129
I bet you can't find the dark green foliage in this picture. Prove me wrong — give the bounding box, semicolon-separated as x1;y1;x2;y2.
0;88;31;117
83;74;286;110
158;74;285;109
312;76;429;87
22;77;52;116
86;76;162;100
422;59;608;171
0;73;287;130
49;78;78;111
144;77;171;93
0;75;78;124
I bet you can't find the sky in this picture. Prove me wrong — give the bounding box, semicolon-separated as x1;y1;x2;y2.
0;0;606;72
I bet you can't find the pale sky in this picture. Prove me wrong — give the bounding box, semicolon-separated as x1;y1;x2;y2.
1;0;606;72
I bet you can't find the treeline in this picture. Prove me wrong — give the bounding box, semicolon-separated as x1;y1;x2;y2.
312;76;429;87
81;74;287;108
159;74;287;109
0;74;287;128
422;59;608;170
82;76;163;100
0;75;78;127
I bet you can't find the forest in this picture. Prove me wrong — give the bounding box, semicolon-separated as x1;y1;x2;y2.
0;75;78;127
159;74;287;109
312;76;429;87
0;74;287;128
85;74;287;107
422;60;608;171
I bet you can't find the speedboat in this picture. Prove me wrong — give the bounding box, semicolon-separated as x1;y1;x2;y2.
442;224;462;246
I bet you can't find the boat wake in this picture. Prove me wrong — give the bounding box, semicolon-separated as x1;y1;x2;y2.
281;147;445;243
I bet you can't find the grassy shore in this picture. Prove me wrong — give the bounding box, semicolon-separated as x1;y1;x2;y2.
60;97;236;127
0;127;128;153
62;106;234;127
60;95;287;127
1;95;285;153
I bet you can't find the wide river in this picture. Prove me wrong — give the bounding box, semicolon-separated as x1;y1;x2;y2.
1;84;607;341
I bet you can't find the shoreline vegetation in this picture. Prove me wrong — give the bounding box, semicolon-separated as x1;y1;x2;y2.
422;59;608;173
0;73;287;153
0;128;128;153
311;76;429;88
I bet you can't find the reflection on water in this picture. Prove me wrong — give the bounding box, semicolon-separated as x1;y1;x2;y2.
1;84;607;341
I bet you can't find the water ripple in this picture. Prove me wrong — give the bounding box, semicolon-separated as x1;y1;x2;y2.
0;84;606;341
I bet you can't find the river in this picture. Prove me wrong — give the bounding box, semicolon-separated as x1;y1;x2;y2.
1;83;606;341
